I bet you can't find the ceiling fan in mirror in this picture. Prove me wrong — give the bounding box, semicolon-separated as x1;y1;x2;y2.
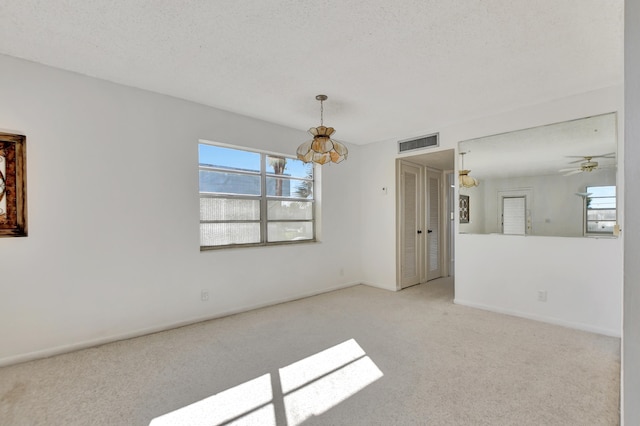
559;153;615;176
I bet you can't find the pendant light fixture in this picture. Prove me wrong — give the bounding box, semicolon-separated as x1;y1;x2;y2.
459;152;479;188
297;95;348;165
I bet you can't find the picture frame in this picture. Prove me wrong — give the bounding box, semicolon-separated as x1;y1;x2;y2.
0;132;27;237
459;195;470;224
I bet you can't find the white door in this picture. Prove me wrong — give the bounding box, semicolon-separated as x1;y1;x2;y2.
502;196;526;235
426;170;442;281
400;162;422;288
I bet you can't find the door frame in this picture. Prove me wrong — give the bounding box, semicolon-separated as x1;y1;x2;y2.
426;167;443;281
441;169;454;278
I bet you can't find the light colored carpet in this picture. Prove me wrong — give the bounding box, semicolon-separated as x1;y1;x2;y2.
0;278;620;425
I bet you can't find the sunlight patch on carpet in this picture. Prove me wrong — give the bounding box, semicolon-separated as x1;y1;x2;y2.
280;339;383;425
149;374;274;426
149;339;382;425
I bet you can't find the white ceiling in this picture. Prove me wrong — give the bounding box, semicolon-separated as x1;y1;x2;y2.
459;112;618;178
0;1;623;146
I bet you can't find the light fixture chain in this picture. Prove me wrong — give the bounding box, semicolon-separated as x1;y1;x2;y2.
320;99;324;126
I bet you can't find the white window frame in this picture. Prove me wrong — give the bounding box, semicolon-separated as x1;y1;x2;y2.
585;185;616;236
199;142;315;250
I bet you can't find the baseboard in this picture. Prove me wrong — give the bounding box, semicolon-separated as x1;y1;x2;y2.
0;281;361;368
453;298;621;338
360;281;398;291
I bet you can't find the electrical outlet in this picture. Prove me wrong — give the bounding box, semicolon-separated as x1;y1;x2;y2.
537;290;547;302
201;290;209;302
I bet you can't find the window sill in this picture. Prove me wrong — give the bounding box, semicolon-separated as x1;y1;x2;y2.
200;239;318;251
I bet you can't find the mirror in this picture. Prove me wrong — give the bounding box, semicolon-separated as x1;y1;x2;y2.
458;113;617;237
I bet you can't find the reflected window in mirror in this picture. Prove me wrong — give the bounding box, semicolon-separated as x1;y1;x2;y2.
585;185;616;235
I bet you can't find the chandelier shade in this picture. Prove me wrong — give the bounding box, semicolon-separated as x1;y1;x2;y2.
297;95;348;165
458;152;479;188
458;170;479;188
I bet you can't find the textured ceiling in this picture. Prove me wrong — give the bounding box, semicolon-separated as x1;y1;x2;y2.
0;1;623;145
459;112;618;178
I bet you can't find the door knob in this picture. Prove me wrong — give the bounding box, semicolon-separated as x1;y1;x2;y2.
427;229;433;233
417;230;422;234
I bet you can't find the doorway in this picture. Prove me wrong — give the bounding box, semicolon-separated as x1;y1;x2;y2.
396;149;455;289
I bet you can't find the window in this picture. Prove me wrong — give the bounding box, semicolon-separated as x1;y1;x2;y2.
585;185;616;235
199;143;315;249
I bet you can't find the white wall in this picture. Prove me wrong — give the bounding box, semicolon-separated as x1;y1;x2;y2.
0;51;624;366
359;140;399;289
0;54;363;366
475;169;616;237
456;234;621;335
624;0;640;422
458;183;485;234
360;85;623;336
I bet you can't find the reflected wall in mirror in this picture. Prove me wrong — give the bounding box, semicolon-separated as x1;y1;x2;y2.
458;113;617;238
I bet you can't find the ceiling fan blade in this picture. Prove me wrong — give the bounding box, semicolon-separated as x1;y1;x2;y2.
563;169;583;176
567;153;616;163
592;152;616;159
567;158;587;164
559;167;580;172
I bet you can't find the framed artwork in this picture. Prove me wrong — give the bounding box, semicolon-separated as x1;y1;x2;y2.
0;132;27;237
459;195;469;224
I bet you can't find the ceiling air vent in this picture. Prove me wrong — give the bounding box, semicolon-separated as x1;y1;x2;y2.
398;133;439;153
